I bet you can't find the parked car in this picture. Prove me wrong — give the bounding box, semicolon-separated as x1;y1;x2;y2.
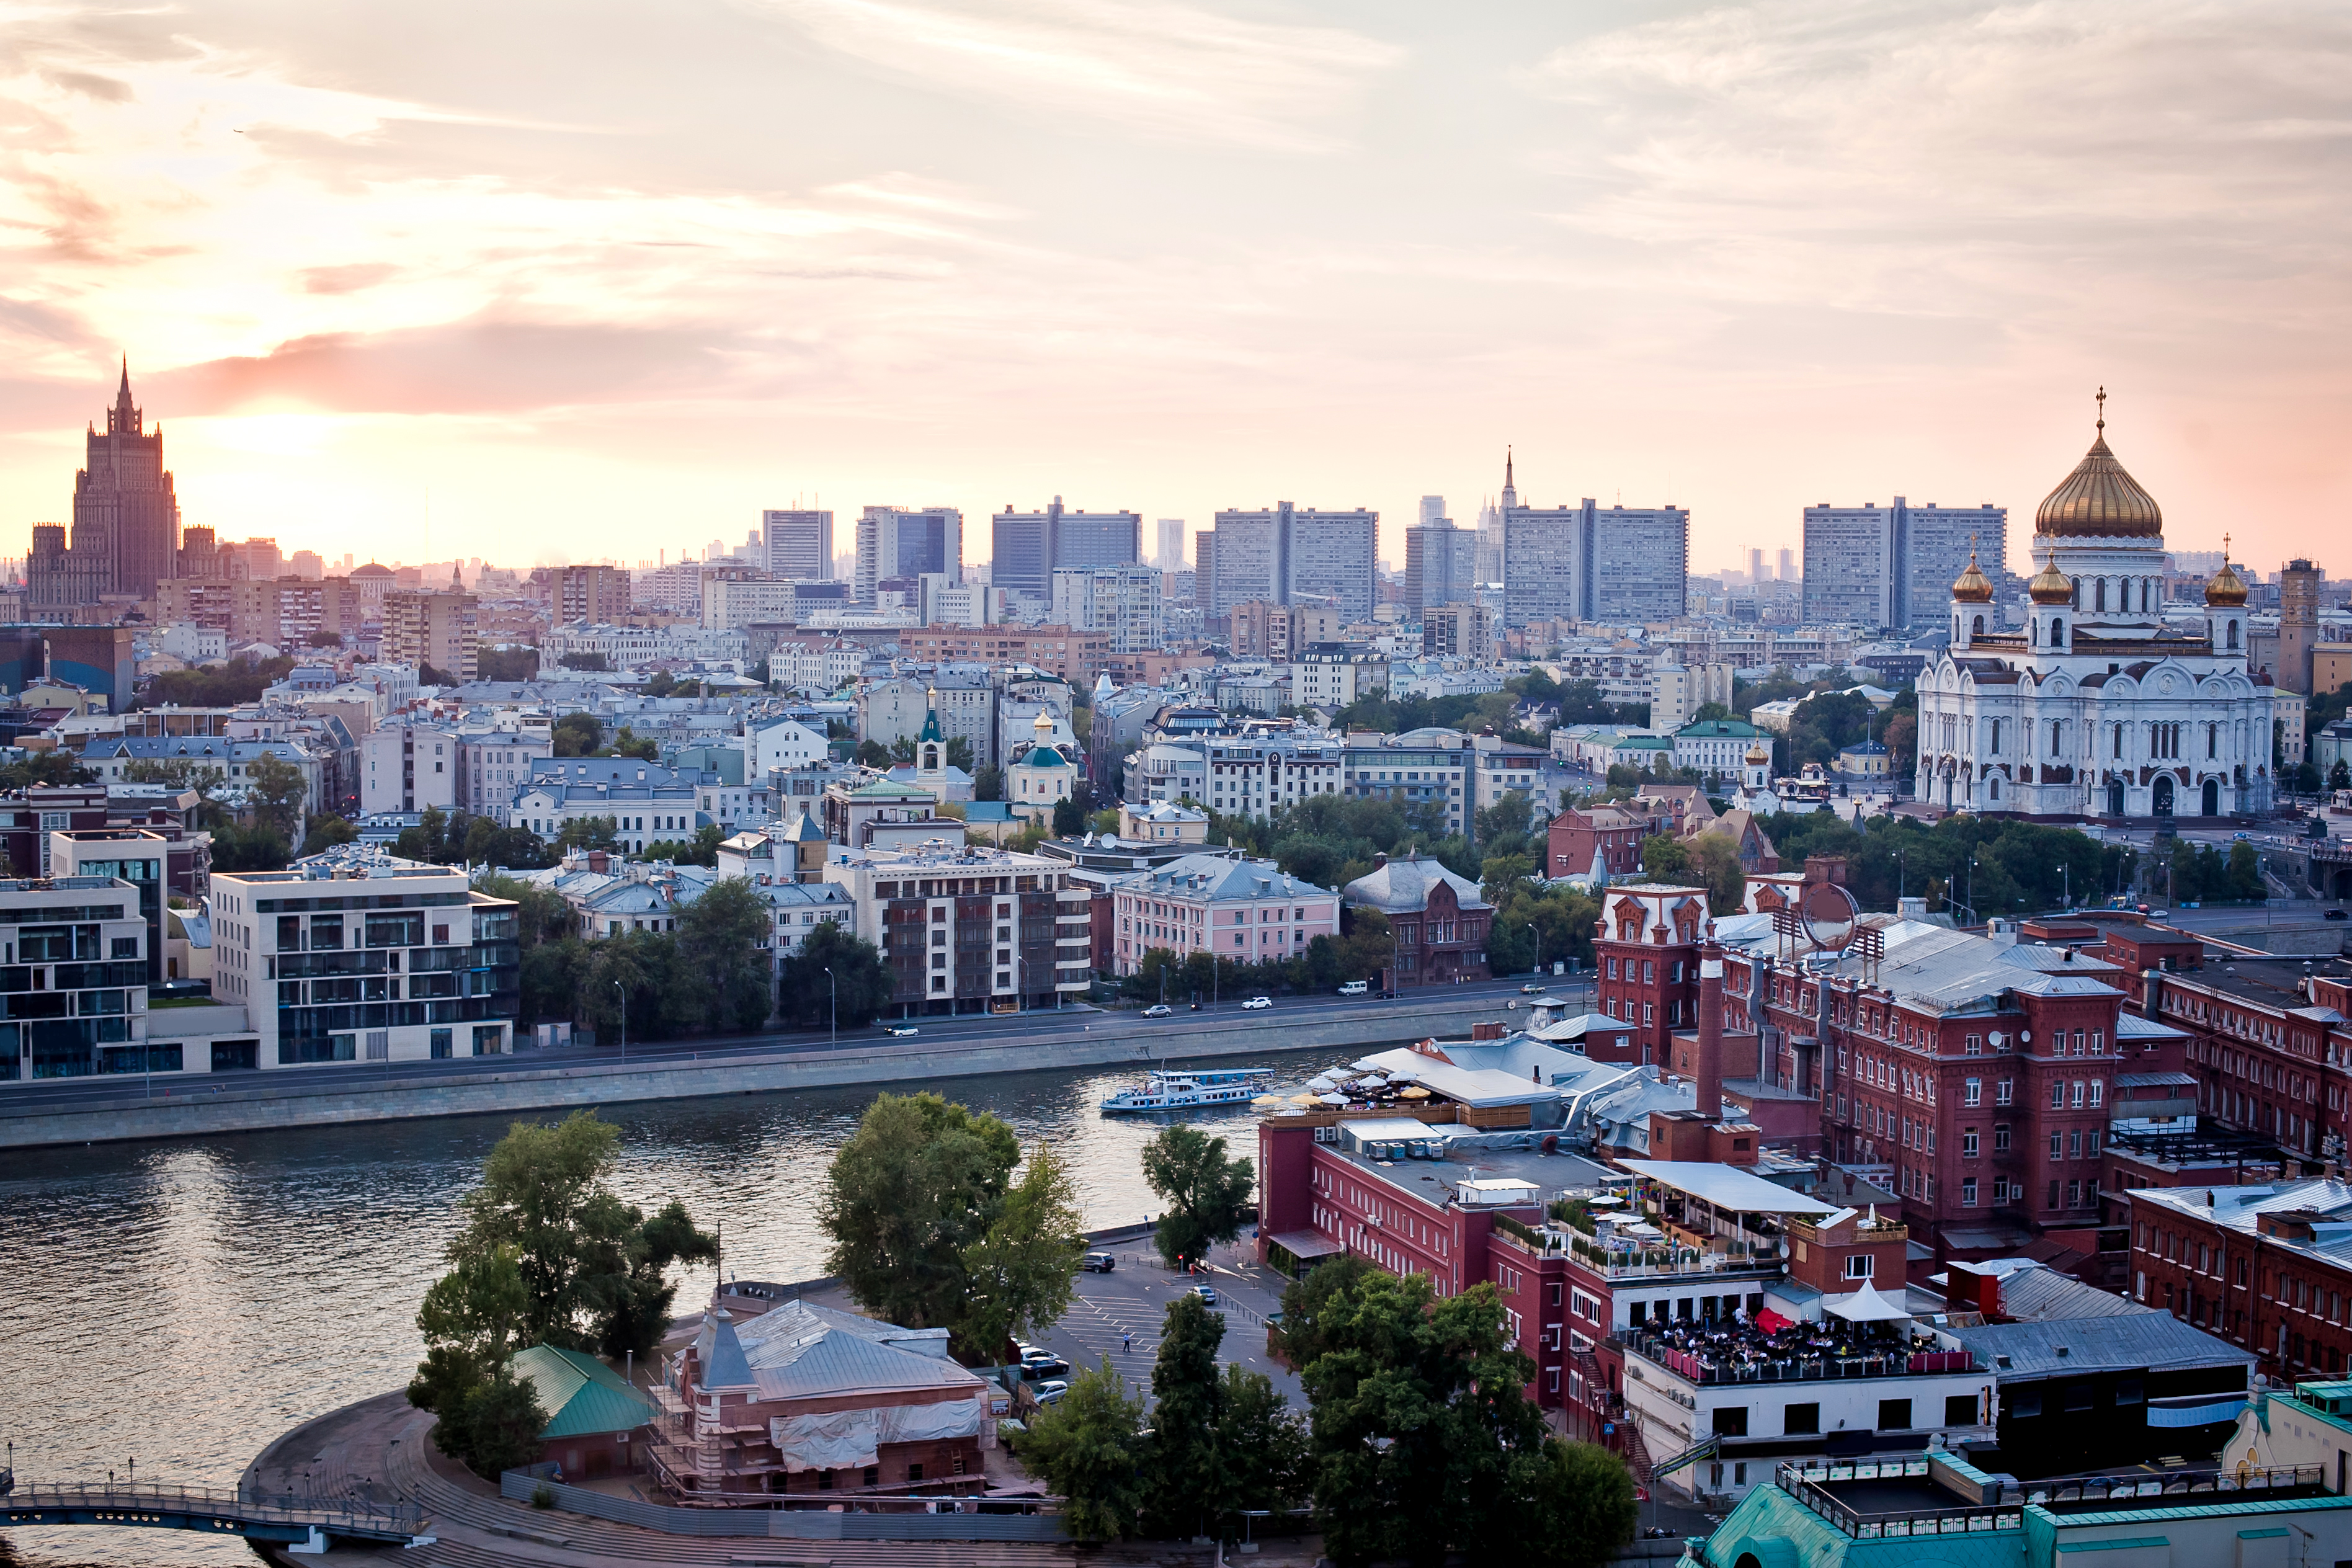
1242;996;1273;1010
1032;1379;1070;1405
1019;1348;1070;1378
1192;1284;1220;1306
1080;1251;1116;1273
886;1026;919;1037
1141;1004;1174;1018
2327;908;2348;921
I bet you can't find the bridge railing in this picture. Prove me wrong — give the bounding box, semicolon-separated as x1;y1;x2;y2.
2;1481;424;1536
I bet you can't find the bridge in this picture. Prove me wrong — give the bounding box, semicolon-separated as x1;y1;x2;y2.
0;1479;430;1551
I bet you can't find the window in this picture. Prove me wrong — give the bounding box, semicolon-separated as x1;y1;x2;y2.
1962;1177;1979;1206
1712;1406;1748;1437
2010;1391;2043;1419
1995;1124;2011;1152
2051;1079;2066;1108
1878;1398;1912;1432
1782;1402;1820;1435
1997;1079;2014;1106
1962;1130;1979;1157
1845;1254;1873;1280
1964;1077;1981;1106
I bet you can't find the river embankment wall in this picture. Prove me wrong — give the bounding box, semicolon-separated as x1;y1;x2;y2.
0;995;1517;1151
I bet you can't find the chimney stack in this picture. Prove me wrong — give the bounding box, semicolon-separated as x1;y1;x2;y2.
1695;937;1725;1126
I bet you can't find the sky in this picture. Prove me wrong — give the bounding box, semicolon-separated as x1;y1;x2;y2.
0;0;2345;581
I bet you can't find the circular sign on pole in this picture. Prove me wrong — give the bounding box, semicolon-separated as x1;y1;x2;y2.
1800;881;1861;951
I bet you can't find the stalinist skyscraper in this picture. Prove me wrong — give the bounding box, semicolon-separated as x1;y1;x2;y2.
30;363;182;610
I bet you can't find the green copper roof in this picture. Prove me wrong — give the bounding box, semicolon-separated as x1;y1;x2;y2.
510;1343;656;1439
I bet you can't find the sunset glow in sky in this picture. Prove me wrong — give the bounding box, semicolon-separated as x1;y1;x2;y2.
1;0;2345;578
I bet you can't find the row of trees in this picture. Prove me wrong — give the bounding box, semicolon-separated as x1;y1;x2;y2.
1021;1255;1636;1564
480;872;782;1036
408;1111;718;1476
1760;810;2142;916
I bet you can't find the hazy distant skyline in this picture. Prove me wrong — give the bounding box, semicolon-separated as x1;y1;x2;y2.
1;0;2344;581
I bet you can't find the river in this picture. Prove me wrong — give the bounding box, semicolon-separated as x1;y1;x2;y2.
0;1047;1367;1568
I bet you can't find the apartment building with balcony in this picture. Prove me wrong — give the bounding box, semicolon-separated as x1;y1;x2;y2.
822;840;1090;1015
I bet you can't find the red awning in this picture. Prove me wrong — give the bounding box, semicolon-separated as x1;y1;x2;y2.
1754;1308;1794;1333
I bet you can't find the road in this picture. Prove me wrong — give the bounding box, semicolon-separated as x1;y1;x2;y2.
1024;1237;1307;1409
0;973;1587;1116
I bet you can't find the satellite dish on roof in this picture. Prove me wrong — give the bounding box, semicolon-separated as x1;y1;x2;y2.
1801;881;1860;951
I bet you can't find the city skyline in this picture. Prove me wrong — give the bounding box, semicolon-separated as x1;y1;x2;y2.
0;3;2340;580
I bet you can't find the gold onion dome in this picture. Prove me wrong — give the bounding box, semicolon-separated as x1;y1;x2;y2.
2028;556;2074;605
1950;548;1995;604
2036;389;2163;538
2205;536;2248;607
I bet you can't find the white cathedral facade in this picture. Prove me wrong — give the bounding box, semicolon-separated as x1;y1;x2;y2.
1914;406;2274;822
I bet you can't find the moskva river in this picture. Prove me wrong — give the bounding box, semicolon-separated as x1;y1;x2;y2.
0;1049;1363;1567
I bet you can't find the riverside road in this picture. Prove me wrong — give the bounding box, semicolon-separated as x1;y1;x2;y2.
0;974;1588;1125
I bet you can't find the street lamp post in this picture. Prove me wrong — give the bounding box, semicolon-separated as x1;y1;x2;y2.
613;979;626;1064
823;966;836;1049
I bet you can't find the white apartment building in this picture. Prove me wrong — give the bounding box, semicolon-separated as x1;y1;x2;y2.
1108;851;1339;974
1206;505;1378;623
545;623;672;667
1290;648;1388;711
858;674;994;767
1203;736;1343;821
1050;566;1163;654
702;577;803;630
209;853;522;1067
746;718;830;777
0;873;153;1083
359;719;457;816
1802;497;2008;631
1650;661;1736;734
159;622;228;663
771;638;868;693
457;729;554;816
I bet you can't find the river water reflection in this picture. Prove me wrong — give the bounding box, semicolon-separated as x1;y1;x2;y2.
0;1048;1368;1567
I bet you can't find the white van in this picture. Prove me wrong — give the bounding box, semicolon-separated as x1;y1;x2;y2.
1338;980;1369;996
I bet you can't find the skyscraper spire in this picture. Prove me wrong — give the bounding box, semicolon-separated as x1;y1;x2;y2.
118;355;131;403
1504;445;1513;490
1500;446;1518;512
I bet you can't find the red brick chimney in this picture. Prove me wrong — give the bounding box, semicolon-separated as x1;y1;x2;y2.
1695;938;1724;1126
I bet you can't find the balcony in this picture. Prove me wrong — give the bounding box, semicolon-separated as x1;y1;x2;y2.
1621;1322;1976;1387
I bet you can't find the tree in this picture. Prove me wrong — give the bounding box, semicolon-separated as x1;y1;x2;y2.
209;821;290;871
777;920;894;1028
959;1143;1085;1367
136;654;296;710
673;876;775;1032
300;815;358;857
420;662;459;687
1301;1271;1547;1567
408;1241;550;1477
1637;832;1691;881
440;1110;718;1355
818;1092;1020;1332
1146;1292;1232;1538
555;814;620;852
1053;794;1085;837
478;646;538;682
1689;831;1747;914
1219;1362;1311;1516
1519;1440;1639;1568
945;735;974;772
856;739;893;768
1015;1360;1147;1540
610;726;659;761
551;712;602;756
1141;1124;1254;1270
557;651;610;672
1275;1254;1374;1370
636;822;723;866
396;803;452;864
305;628;345;649
246;751;310;838
973;764;1003;801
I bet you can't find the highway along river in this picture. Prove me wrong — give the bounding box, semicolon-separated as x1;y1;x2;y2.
0;1049;1369;1568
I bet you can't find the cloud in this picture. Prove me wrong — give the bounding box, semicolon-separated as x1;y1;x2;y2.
762;0;1404;151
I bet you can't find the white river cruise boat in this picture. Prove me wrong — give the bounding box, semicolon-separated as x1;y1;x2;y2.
1101;1067;1273;1115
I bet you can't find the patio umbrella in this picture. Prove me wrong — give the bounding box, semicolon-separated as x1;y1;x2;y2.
1318;1092;1349;1106
1396;1086;1432;1100
1289;1093;1321;1106
1307;1074;1340;1090
1251;1094;1285;1105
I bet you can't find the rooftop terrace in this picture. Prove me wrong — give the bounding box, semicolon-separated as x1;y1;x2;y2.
1623;1315;1974;1388
1777;1455;2328;1540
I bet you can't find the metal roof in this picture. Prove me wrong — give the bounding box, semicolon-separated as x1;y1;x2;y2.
510;1343;657;1439
1617;1160;1842;1215
1941;1310;2250;1379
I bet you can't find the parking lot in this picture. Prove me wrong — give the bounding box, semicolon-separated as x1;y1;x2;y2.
1025;1246;1305;1409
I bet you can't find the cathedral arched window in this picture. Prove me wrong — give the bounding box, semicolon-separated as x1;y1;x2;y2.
2095;579;2107;612
1972;615;1984;638
2051;618;2065;647
2229;620;2240;650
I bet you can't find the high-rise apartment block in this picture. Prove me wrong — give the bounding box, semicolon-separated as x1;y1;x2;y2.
1194;530;1216;604
1155;519;1186;572
1405;509;1478;613
381;590;479;682
557;564;631;625
1801;497;2007;629
1051;566;1163;654
855;506;961;605
1230;601;1340;661
30;367;182;611
990;499;1140;603
1421;602;1494;662
760;510;834;581
1206;504;1378;623
1495;457;1688;627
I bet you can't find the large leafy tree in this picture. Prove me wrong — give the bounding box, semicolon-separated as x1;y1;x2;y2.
818;1092;1021;1332
1521;1440;1641;1568
1144;1293;1232;1538
245;751;312;839
674;876;775;1033
1275;1254;1375;1371
958;1143;1085;1366
1140;1124;1254;1270
1015;1360;1148;1541
777;920;894;1028
1301;1271;1548;1568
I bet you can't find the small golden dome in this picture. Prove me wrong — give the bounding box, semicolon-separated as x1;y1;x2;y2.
1745;740;1771;764
1950;548;1995;604
2205;535;2248;607
2036;390;2163;539
2028;557;2074;605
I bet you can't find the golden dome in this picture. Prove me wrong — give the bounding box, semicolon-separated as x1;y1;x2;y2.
1950;547;1995;604
2028;556;2074;605
2035;390;2163;538
1745;741;1771;764
2204;534;2248;607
